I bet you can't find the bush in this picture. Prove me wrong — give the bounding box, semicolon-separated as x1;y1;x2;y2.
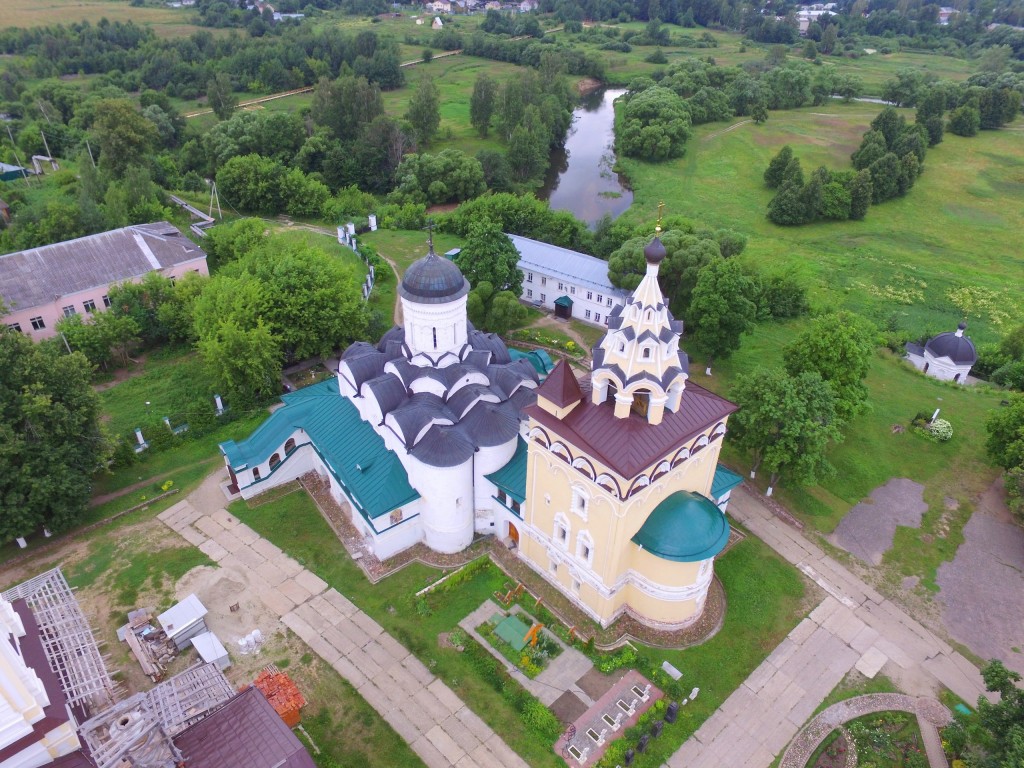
928;418;953;441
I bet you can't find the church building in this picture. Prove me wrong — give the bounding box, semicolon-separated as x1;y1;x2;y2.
221;229;740;631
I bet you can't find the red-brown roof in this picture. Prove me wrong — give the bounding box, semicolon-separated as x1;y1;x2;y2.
526;377;737;480
174;686;315;768
536;359;583;408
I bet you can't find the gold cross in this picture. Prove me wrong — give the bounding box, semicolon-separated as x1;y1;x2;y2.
656;201;665;234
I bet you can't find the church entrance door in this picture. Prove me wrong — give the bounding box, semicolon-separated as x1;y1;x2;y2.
508;522;520;548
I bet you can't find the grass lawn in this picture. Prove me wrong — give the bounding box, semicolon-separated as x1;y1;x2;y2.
621;104;1024;345
4;0;208;36
235;489;807;768
362;227;464;275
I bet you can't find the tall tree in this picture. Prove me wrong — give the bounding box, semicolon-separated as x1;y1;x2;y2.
687;259;757;375
455;216;523;296
0;328;112;541
311;74;383;142
728;367;842;496
197;318;281;407
207;71;236;121
986;394;1024;471
91;99;159;179
764;145;794;189
783;310;876;424
470;73;497;138
406;74;441;147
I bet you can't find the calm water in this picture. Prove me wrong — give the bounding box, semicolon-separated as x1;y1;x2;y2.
539;88;632;229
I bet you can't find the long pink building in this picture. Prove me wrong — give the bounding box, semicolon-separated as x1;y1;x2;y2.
0;222;209;339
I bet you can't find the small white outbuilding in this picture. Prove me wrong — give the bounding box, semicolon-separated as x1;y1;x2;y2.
191;630;231;671
157;594;209;651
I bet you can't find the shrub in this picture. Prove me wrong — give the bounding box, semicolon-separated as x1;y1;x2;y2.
928;418;953;441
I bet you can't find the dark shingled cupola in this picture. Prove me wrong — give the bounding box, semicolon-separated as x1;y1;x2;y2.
399;247;470;304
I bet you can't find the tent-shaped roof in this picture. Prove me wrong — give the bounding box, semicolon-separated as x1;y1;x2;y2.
631;491;729;563
554;295;573;308
535;359;583;408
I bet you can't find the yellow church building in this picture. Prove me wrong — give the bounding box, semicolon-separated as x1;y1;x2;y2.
516;231;737;630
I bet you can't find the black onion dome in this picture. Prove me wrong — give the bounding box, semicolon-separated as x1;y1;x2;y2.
399;249;469;304
644;236;667;265
925;325;977;365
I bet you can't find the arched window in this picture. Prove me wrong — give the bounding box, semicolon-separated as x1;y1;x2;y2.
284;438;296;453
432;327;438;349
576;530;595;567
269;453;281;470
553;513;570;549
252;467;261;481
642;347;652;359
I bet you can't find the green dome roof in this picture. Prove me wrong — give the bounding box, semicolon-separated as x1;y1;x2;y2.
631;491;729;563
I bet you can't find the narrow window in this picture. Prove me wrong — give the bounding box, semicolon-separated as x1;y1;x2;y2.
284;438;296;453
595;313;600;323
549;560;558;574
8;322;22;333
527;289;533;298
570;286;576;295
541;277;547;286
527;272;533;282
597;294;603;303
269;453;281;470
83;299;96;313
572;579;581;594
585;310;591;319
432;327;437;349
253;467;261;480
607;297;613;307
102;295;111;308
30;317;45;330
643;347;651;359
540;293;546;303
587;291;593;300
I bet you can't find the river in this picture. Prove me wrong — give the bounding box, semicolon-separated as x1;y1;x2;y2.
538;88;632;229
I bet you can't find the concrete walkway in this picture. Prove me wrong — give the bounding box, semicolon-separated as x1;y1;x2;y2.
667;486;990;768
159;494;527;768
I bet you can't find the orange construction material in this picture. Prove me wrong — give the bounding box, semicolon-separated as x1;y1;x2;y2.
252;667;307;728
523;622;544;647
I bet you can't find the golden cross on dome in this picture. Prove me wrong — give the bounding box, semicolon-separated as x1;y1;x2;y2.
656;201;665;235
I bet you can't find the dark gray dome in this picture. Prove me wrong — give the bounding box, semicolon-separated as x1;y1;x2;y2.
925;326;977;365
644;236;667;264
399;250;469;304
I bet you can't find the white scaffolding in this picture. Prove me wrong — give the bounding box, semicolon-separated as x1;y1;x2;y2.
3;567;119;713
78;662;235;768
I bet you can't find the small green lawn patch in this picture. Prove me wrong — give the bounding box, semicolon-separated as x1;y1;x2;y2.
478;610;563;678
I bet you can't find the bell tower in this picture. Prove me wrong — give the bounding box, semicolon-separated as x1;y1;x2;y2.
590;211;688;426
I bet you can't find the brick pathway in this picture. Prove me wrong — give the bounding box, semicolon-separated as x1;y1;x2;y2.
666;485;989;768
159;498;528;768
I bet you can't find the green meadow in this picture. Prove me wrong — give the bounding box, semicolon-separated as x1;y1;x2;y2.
620;103;1024;344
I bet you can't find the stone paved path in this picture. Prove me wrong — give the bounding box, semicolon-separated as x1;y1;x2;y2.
667;486;990;768
159;497;528;768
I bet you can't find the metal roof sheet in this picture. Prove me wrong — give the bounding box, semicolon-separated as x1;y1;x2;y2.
711;464;743;499
486;437;528;503
509;234;627;296
0;222;205;312
157;594;208;639
173;687;315;768
527;377;737;480
631;491;730;562
220;381;418;518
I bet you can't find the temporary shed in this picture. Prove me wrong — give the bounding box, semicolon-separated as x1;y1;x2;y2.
191;631;230;671
0;162;30;182
158;594;209;651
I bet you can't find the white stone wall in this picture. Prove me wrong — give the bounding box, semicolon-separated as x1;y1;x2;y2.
405;454;474;553
400;294;468;359
519;269;625;326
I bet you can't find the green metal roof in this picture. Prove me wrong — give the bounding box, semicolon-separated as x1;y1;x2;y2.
554;295;573;307
711;465;743;499
509;348;555;378
486;437;527;503
220;380;418;519
494;614;530;651
631;491;730;563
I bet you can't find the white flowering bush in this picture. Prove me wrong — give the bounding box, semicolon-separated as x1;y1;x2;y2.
928;418;953;442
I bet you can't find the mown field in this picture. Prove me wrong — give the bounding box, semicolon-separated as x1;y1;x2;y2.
4;0;208;37
621;103;1024;345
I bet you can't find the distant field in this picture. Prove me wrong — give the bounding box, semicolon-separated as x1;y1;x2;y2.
620;103;1024;344
4;0;207;37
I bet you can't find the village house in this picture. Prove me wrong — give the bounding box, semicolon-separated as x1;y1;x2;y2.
0;222;209;340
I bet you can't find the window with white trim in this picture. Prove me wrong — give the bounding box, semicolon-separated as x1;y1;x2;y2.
527;272;534;282
571;578;581;594
62;305;76;317
541;277;547;286
596;294;603;303
571;486;589;520
549;559;558;575
102;295;111;308
570;286;576;295
587;291;593;300
584;309;591;319
594;313;600;323
576;530;594;566
540;293;546;303
8;322;22;333
30;316;45;330
527;289;533;298
83;299;96;313
558;282;564;291
607;297;613;307
553;513;570;548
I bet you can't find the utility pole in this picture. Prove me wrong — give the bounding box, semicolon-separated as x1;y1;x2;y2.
85;139;97;169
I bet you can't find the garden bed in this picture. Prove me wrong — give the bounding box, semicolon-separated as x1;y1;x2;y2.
477;608;564;678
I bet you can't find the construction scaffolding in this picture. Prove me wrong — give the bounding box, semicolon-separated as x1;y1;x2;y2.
2;567;119;714
78;662;235;768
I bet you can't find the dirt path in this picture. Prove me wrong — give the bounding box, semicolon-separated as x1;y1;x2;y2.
702;119;752;141
370;249;404;326
89;457;219;508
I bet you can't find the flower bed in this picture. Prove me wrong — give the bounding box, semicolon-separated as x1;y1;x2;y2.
477;608;563;678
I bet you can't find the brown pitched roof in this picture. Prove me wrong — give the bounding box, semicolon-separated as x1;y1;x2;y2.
526;377;737;480
174;686;315;768
536;359;583;408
